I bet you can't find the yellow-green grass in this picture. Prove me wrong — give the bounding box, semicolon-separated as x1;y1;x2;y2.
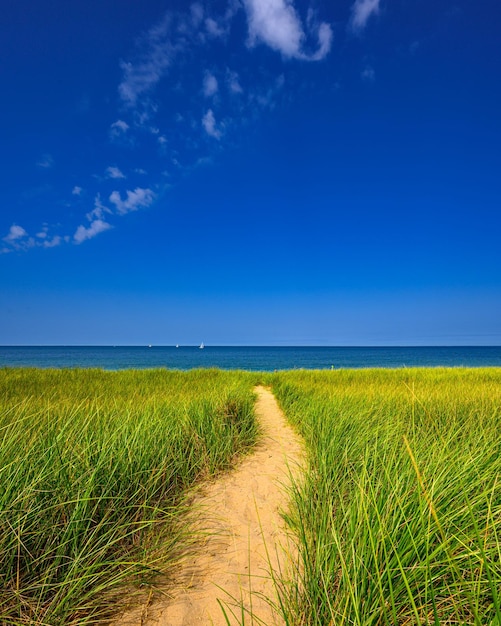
0;368;259;625
272;368;501;625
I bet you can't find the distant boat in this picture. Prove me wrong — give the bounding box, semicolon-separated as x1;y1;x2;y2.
148;344;152;348
199;342;204;349
176;344;179;348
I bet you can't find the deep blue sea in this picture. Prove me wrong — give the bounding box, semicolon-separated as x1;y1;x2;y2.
1;346;501;371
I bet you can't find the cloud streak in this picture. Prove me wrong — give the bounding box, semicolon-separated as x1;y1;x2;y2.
350;0;381;32
74;219;112;244
118;14;186;108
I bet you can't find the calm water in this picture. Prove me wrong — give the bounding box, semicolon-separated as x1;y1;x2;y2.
1;346;501;371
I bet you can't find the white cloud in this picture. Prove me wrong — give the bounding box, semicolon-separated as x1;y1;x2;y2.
203;72;219;97
226;69;243;94
74;219;112;244
205;17;226;38
135;168;147;175
202;109;222;139
242;0;332;61
158;135;167;144
311;22;333;61
87;193;112;221
72;186;83;196
37;154;54;169
109;187;156;215
118;14;185;107
204;0;239;39
110;119;130;137
2;223;63;251
3;224;28;242
106;166;126;179
43;235;62;248
350;0;381;32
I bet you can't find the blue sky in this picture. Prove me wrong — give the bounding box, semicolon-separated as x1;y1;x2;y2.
1;0;500;345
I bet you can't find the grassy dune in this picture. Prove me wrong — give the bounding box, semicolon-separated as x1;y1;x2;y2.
0;368;259;625
2;366;501;625
272;368;501;625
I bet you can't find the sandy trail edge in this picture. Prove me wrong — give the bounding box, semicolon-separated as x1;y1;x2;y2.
114;385;305;626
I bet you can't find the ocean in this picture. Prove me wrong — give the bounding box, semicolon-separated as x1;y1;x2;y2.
1;346;501;371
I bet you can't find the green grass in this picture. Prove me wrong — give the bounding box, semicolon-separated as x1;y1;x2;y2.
271;368;501;625
0;367;259;625
3;366;501;625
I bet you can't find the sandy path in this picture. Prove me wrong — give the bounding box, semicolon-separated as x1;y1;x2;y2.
115;385;305;626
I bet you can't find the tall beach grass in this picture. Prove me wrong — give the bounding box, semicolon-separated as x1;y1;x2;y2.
272;368;501;625
0;367;259;625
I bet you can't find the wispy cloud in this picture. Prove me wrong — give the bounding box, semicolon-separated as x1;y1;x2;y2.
1;223;63;253
106;166;126;179
118;14;185;108
350;0;381;33
86;194;111;221
203;71;219;97
72;186;83;196
74;219;112;244
42;235;63;248
242;0;332;60
202;109;222;139
226;68;243;94
110;119;130;138
109;188;156;215
3;224;28;243
204;0;240;39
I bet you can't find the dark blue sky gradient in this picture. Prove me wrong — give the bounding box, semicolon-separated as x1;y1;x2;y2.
1;0;500;345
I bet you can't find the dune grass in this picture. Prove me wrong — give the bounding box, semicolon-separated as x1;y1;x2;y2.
0;367;259;625
3;366;501;625
271;368;501;625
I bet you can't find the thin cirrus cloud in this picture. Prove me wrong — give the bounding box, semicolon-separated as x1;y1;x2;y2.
118;14;185;108
350;0;381;32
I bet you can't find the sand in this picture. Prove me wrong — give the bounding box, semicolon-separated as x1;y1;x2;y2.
114;385;305;626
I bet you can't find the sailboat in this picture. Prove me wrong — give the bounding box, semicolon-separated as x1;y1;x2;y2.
199;342;204;349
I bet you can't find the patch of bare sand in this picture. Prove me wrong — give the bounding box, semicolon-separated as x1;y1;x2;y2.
114;385;305;626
